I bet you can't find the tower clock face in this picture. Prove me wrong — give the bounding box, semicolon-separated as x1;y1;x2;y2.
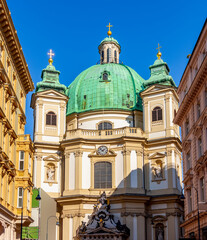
97;146;108;155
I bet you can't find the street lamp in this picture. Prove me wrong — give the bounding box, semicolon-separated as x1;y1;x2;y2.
20;187;41;240
180;185;201;240
46;216;59;240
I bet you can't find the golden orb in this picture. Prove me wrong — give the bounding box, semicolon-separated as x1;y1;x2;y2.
48;58;53;65
107;30;112;36
157;51;162;59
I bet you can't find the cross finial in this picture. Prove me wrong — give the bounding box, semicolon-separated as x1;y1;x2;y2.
106;23;113;37
47;49;55;65
156;43;162;59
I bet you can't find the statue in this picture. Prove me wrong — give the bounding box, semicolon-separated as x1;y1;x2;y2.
99;191;107;207
156;225;164;240
47;166;55;180
154;164;162;179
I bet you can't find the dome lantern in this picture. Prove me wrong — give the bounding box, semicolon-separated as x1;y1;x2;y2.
98;23;121;64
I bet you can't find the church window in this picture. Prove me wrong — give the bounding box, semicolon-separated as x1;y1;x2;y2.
101;51;104;63
107;48;111;63
17;187;23;208
103;72;108;81
114;50;117;63
94;162;112;188
98;122;112;130
19;151;24;170
155;223;164;240
152;107;162;122
46;111;56;126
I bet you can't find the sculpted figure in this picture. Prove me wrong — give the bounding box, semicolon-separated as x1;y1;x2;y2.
47;166;55;180
154;164;162;179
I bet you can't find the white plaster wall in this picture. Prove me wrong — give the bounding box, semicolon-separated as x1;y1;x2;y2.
82;152;91;189
42;136;60;142
69;153;75;190
130;150;137;188
78;113;133;130
30;208;39;226
172;150;176;188
115;151;124;188
149;131;166;139
151;204;167;209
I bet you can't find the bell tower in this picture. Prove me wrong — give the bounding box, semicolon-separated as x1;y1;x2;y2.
98;23;121;64
31;50;68;197
140;46;182;195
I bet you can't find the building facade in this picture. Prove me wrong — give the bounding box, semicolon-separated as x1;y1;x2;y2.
0;0;34;239
32;30;183;240
174;19;207;239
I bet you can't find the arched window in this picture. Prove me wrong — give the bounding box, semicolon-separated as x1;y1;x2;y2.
114;50;117;63
152;107;162;122
107;48;111;63
98;122;112;130
46;111;56;126
103;72;108;81
155;223;164;240
101;51;104;63
94;162;112;188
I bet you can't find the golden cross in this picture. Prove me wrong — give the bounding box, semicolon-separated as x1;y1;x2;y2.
156;43;162;52
106;23;113;32
48;49;55;59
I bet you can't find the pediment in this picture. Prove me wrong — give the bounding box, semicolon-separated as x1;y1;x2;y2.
86;227;118;235
148;152;166;160
89;149;117;157
142;84;169;94
43;155;59;162
37;89;67;98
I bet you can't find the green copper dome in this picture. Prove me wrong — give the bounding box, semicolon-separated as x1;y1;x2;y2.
36;63;67;94
100;37;120;46
66;63;144;115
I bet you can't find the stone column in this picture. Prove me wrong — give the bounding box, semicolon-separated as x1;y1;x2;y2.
75;151;83;190
62;216;69;240
137;149;143;189
123;150;131;188
64;153;70;192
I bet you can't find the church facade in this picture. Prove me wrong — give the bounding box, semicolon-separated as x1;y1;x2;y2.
31;30;183;240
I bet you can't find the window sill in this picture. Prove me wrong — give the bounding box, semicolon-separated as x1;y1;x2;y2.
152;178;166;184
152;120;163;126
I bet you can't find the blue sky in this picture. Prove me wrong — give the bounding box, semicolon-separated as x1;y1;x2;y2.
6;0;207;137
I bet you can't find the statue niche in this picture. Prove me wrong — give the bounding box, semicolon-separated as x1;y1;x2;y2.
154;160;163;180
46;163;55;181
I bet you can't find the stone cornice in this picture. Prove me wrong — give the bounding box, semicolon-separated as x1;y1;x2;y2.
0;0;34;94
174;55;207;124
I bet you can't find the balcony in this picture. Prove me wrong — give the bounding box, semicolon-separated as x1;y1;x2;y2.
65;127;145;140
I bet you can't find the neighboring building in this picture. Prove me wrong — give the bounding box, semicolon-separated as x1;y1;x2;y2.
174;19;207;239
0;0;34;239
31;29;183;240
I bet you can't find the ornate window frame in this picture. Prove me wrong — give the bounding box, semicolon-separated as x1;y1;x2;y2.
89;149;116;190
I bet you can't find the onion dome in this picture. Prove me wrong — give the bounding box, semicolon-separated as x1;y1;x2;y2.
144;45;176;88
36;50;67;94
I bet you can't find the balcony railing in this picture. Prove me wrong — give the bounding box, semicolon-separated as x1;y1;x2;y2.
65;127;145;140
